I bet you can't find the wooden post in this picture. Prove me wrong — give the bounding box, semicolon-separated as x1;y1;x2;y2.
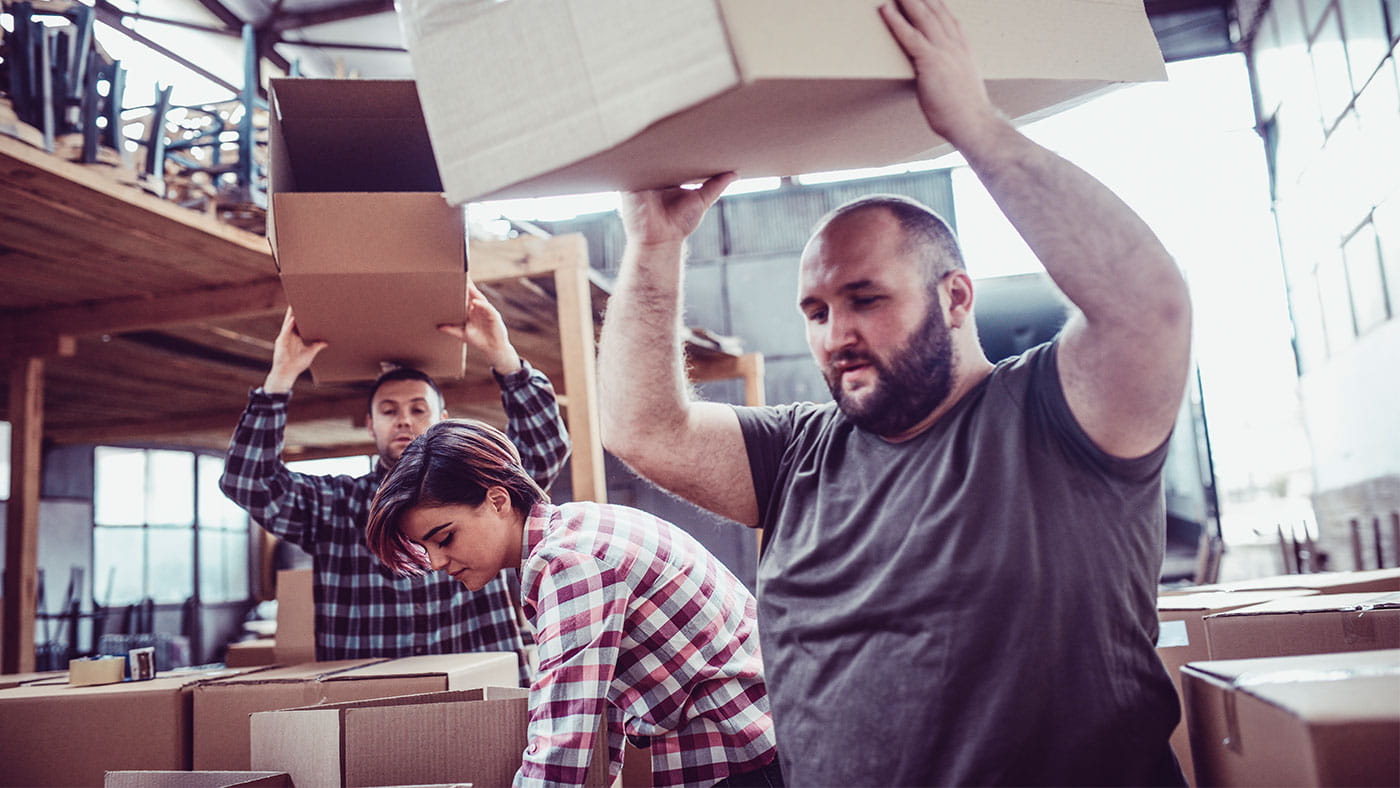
3;357;44;674
738;352;766;407
553;237;606;504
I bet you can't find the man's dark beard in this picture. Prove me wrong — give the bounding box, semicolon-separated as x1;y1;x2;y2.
824;302;955;437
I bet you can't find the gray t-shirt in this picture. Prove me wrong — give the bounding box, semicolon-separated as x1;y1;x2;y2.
735;341;1184;787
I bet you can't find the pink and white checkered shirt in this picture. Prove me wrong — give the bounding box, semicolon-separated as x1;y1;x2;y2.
515;501;777;788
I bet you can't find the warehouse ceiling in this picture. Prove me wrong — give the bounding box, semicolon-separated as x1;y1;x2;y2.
100;0;1240;94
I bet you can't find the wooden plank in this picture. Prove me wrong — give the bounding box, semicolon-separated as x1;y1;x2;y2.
552;237;605;503
739;352;765;407
0;278;286;339
2;358;44;674
470;234;590;283
0;133;271;261
0;334;75;361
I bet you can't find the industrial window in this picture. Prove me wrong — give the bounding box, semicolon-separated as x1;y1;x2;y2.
1315;249;1358;355
0;421;8;500
1377;198;1400;317
1343;221;1390;332
92;447;249;606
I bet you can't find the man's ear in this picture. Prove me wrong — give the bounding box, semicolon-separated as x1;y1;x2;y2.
942;271;976;329
365;412;377;441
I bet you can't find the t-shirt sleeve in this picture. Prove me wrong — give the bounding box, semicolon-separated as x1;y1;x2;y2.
1024;340;1171;484
732;403;813;527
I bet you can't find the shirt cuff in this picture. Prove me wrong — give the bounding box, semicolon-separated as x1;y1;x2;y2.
250;387;293;407
493;358;536;389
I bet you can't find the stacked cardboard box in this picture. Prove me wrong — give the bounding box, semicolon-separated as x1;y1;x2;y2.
250;688;609;788
193;653;518;770
0;666;255;787
1203;591;1400;661
1181;649;1400;786
1155;589;1320;784
272;568;314;665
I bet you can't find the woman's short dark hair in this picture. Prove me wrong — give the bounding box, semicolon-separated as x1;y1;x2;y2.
365;419;548;575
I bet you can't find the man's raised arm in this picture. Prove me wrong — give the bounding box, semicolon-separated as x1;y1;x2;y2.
883;0;1192;458
597;173;763;527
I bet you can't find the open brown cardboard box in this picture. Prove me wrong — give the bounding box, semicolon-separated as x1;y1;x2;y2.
0;666;256;787
1181;649;1400;786
1202;591;1400;661
192;653;518;771
267;78;467;384
398;0;1166;205
1155;589;1320;785
250;688;608;788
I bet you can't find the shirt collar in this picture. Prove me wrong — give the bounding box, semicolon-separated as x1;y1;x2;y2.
521;502;553;566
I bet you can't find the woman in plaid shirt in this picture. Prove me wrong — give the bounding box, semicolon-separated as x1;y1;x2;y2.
366;420;782;788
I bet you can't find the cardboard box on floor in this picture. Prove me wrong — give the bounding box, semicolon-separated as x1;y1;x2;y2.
250;688;608;788
397;0;1166;205
193;653;519;771
1202;591;1400;661
1181;649;1400;787
104;772;291;788
1160;567;1400;596
1155;589;1320;785
273;568;314;665
267;78;467;384
0;666;255;787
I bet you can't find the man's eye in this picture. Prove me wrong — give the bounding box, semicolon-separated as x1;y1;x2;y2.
805;309;827;323
852;295;882;308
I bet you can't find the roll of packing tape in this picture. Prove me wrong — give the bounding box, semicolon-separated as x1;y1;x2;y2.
68;655;126;686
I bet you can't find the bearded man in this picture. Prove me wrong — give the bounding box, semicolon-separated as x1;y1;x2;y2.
595;1;1191;785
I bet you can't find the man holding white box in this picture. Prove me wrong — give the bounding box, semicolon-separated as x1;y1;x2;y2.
598;1;1191;784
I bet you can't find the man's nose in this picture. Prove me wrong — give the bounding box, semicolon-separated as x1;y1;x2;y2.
822;310;858;355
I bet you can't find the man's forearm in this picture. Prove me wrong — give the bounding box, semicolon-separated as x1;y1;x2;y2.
597;240;693;452
959;120;1185;325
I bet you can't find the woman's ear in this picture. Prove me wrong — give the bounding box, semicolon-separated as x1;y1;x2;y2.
488;486;510;513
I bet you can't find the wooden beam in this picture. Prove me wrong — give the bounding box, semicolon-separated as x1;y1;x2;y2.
0;278;285;340
470;234;592;284
282;444;376;463
3;358;45;674
552;237;605;503
0;335;75;361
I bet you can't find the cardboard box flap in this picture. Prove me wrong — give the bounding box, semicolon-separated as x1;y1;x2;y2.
324;654;511;682
1175;568;1400;595
1208;591;1400;617
1157;589;1318;613
721;0;1166;83
1185;650;1400;722
104;772;292;788
269;79;442;193
271;193;465;275
201;659;384;685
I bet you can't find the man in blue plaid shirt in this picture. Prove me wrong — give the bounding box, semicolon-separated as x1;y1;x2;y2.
220;282;570;674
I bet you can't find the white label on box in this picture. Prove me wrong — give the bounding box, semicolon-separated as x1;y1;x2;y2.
1157;620;1189;648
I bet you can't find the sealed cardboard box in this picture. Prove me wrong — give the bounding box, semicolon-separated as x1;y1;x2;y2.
250;688;608;788
272;568;314;665
0;666;252;787
398;0;1166;204
1202;591;1400;661
105;772;291;788
193;653;518;771
1181;649;1400;787
267;78;467;384
1155;589;1319;785
1161;567;1400;596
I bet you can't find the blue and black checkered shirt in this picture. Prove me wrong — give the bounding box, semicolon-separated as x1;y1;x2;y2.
219;361;569;672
